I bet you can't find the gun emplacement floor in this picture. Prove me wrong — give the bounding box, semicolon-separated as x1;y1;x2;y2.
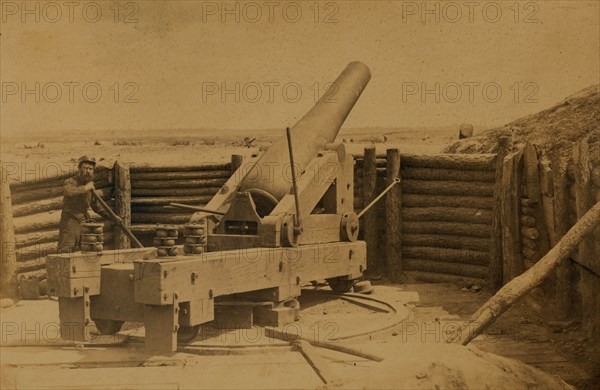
1;284;594;389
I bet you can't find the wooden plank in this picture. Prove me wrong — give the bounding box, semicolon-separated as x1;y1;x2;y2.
401;167;495;182
131;178;227;189
131;170;231;181
134;241;366;305
572;140;597;274
132;213;192;224
130;163;231;172
131;196;213;206
402;221;491;238
402;207;493;224
501;151;524;284
14;212;61;234
403;233;490;252
522;143;551;262
131;187;221;197
404;258;488;279
15;228;58;248
12;195;63;217
572;139;600;339
402;246;489;265
401;154;497;171
1;173;18;297
363;147;380;274
385;148;401;281
402;194;494;209
114;161;132;249
402;180;495;197
552;154;577;317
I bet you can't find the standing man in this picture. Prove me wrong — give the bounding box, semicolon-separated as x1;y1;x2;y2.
57;156;119;253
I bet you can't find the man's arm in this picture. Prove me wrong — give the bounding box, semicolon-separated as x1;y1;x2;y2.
90;189;122;223
64;178;94;196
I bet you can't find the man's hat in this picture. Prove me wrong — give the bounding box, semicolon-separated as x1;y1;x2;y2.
78;155;96;167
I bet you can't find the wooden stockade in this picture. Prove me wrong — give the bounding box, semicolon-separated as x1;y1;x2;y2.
129;161;231;244
354;149;498;285
3;166;116;283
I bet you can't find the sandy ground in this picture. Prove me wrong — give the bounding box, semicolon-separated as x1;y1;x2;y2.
0;285;576;390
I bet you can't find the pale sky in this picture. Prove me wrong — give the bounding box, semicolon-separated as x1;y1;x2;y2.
1;0;599;137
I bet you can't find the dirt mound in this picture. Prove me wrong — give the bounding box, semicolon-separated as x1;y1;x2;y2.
445;85;600;163
325;342;573;389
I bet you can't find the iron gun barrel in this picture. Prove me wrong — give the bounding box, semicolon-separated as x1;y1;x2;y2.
239;61;371;214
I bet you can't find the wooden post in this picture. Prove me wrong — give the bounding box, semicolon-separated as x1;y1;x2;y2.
231;154;244;174
455;200;600;345
572;139;599;338
363;147;379;275
552;154;576;317
501;151;524;284
522;143;550;262
385;148;401;282
0;174;18;298
114;161;132;249
488;136;510;289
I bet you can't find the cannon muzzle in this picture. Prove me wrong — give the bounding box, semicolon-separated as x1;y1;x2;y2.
240;61;371;215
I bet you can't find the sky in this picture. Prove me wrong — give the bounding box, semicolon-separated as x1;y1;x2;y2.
1;0;599;137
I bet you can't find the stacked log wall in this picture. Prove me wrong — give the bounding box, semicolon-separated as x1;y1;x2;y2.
7;165;115;280
129;162;231;246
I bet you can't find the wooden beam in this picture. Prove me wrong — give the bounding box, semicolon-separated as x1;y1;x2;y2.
572;139;600;339
522;143;551;262
131;178;227;189
401;167;495;182
114;162;132;249
501;151;524;284
385;148;401;281
363;147;380;274
402;221;491;238
402;180;495;197
402;194;494;209
130;163;231;173
1;174;18;297
455;200;600;345
401;154;497;171
402;246;489;265
552;154;577;317
402;207;493;224
403;233;490;252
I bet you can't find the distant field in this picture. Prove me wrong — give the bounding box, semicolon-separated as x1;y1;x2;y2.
1;126;466;183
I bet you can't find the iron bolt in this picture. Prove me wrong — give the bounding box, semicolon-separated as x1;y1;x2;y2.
191;272;198;284
128;274;134;281
296;276;301;285
174;293;179;300
163;293;168;301
73;288;79;295
84;287;89;293
209;289;213;299
163;271;168;279
349;249;354;259
174;325;179;332
175;307;179;314
72;266;76;273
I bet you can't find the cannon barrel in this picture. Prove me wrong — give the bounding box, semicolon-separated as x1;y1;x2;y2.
240;61;371;214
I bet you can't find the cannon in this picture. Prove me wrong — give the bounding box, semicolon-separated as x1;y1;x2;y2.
46;62;371;352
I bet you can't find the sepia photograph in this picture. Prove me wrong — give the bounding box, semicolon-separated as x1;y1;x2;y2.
1;1;599;388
